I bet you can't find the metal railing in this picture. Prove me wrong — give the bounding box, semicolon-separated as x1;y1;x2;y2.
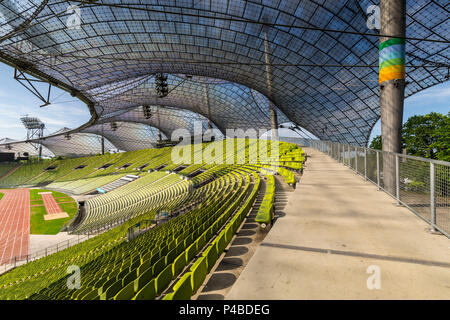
301;138;449;239
1;233;93;274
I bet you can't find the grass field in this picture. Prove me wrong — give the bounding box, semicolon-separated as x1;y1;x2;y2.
29;189;78;235
30;189;69;201
0;192;3;200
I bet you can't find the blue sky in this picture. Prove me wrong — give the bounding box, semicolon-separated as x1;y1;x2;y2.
0;62;448;143
0;63;90;141
368;81;450;143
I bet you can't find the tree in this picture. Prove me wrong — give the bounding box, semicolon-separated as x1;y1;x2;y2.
369;135;382;150
368;112;449;161
430;112;450;162
402;112;449;160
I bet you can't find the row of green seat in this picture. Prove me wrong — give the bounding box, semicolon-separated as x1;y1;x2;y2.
164;170;261;300
278;167;296;185
0;163;19;180
73;173;191;234
0;159;56;187
0;140;305;300
255;175;275;226
24;172;244;300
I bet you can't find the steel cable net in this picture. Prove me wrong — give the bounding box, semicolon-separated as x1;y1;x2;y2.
40;127;116;156
96;73;289;134
82;121;165;151
0;0;46;38
97;104;219;138
0;138;54;157
0;0;447;147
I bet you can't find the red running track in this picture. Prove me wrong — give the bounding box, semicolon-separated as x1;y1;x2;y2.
0;189;30;265
41;193;64;214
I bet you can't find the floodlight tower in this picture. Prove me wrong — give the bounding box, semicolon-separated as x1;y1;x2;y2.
20;115;45;160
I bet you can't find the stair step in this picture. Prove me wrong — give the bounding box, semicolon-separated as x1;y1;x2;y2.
120;177;134;182
126;174;140;179
98;174;140;194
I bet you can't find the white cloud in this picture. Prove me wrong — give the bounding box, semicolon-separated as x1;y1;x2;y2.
406;85;450;104
45;103;90;116
38;116;69;126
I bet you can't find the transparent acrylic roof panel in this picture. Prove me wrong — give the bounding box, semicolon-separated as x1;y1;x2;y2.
0;0;46;39
97;73;289;133
98;105;219;138
0;138;54;157
40;128;116;156
82;122;164;151
0;0;447;146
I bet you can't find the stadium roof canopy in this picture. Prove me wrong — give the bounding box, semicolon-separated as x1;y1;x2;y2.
0;137;54;157
0;0;448;154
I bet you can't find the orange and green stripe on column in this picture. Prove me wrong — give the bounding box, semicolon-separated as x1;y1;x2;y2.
379;38;405;84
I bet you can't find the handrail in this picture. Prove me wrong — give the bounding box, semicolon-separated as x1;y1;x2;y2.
284;136;449;239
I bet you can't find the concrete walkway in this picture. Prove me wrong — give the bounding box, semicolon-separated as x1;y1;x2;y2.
29;232;87;254
227;148;450;299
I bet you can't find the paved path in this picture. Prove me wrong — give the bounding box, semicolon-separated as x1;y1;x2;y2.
227;148;450;299
29;232;86;255
0;189;29;265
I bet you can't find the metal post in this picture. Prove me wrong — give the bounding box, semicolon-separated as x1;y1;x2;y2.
348;145;351;168
395;154;400;205
343;144;345;164
376;151;380;190
364;148;367;180
334;142;337;160
430;162;436;232
338;144;341;162
355;147;358;174
348;145;351;167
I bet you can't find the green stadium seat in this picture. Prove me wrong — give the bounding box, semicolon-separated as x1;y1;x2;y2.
133;279;156;300
172;252;187;278
164;273;192;300
190;257;207;294
155;264;173;296
202;245;218;273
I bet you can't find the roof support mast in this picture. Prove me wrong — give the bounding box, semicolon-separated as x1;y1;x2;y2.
157;106;162;142
203;83;213;130
101;123;105;155
263;27;278;141
379;0;406;195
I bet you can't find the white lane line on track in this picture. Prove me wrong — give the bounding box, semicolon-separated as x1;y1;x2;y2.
0;189;30;264
0;192;15;263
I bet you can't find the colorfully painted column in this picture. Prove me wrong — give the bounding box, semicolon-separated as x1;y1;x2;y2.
379;0;406;194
